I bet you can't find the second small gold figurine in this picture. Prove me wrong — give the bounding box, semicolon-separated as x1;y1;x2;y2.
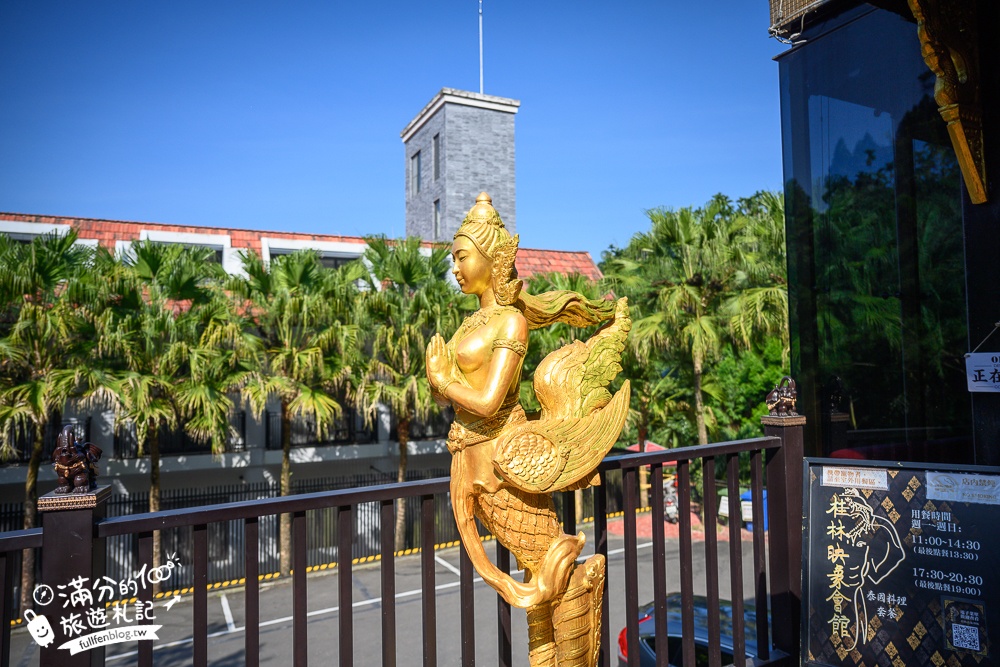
426;192;631;667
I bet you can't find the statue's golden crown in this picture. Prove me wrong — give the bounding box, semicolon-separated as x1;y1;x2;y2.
460;191;506;230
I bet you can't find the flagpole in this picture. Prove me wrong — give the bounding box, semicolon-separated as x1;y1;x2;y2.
479;0;484;94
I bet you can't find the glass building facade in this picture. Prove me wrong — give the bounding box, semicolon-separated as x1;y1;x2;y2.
778;6;973;463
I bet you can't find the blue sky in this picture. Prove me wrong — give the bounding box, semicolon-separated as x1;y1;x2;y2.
0;2;786;263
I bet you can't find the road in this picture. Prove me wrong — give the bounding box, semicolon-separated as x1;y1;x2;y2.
8;525;761;666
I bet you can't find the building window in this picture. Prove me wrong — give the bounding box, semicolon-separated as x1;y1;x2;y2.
183;244;222;264
434;200;441;239
152;242;222;263
269;248;358;270
318;255;355;271
411;151;422;196
433;134;440;180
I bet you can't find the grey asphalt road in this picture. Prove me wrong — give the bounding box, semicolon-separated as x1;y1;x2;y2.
8;526;761;666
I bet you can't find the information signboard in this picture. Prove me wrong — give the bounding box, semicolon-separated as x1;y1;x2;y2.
965;352;1000;392
802;458;1000;667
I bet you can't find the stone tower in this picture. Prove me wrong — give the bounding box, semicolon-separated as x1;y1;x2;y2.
401;88;519;242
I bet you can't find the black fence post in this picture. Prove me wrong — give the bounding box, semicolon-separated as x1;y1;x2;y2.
762;377;804;666
37;486;110;667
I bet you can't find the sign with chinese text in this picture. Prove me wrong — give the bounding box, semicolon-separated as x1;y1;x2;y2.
965;353;1000;392
803;458;1000;667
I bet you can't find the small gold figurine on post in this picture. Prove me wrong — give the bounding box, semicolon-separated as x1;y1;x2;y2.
426;193;631;666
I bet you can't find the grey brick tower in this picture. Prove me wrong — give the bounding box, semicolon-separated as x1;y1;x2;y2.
401;88;519;242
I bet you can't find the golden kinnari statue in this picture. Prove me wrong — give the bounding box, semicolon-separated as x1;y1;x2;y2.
426;192;631;666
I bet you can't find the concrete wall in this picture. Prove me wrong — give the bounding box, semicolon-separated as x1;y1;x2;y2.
442;103;516;237
405;101;517;241
404;106;447;242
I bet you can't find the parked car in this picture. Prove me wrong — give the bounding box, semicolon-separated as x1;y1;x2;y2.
616;593;761;667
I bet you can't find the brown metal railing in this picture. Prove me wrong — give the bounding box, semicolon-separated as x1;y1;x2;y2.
603;431;797;667
0;528;42;665
0;413;803;667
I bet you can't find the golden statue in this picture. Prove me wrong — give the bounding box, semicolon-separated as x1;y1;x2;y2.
425;192;631;667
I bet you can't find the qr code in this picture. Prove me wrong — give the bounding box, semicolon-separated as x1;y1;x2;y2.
952;623;980;652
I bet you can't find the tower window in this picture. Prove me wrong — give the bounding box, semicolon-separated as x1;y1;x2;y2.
411;151;422;196
434;200;441;239
433;134;440;180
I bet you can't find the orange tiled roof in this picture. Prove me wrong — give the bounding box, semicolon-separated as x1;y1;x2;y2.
0;212;366;256
516;247;602;282
0;212;602;281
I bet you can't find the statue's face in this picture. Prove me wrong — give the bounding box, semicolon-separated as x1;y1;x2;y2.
452;235;492;296
54;444;73;464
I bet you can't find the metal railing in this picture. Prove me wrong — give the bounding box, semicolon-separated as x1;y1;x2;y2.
603;422;802;667
113;413;247;458
0;469;626;600
102;470;461;589
0;411;803;667
264;408;375;449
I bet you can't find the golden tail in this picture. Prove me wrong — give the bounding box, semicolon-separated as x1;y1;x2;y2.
525;554;606;667
553;554;605;666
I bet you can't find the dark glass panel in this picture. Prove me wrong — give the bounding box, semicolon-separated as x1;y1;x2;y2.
778;6;971;463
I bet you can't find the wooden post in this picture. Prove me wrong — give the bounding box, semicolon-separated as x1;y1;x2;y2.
762;377;804;665
37;486;110;667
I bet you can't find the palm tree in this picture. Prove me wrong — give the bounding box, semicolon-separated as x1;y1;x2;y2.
356;236;469;550
600;250;693;451
0;231;93;612
79;241;226;574
231;249;362;575
174;294;258;457
604;193;787;446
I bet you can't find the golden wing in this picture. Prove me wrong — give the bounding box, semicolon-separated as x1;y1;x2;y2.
493;380;630;494
534;297;631;420
494;296;631;494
